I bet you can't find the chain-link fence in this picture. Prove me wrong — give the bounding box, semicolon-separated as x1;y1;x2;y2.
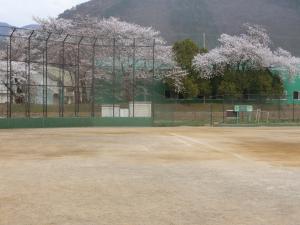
0;26;163;121
153;94;300;126
0;26;300;128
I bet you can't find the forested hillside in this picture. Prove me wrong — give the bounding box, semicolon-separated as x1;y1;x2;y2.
60;0;300;55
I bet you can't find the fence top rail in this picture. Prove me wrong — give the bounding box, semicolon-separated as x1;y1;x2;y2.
0;25;162;46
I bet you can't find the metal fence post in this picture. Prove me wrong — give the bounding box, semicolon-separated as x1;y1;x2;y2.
44;32;51;118
132;38;136;118
112;38;116;118
222;97;225;123
293;97;295;122
6;45;9;118
91;38;97;117
61;34;69;118
8;28;16;118
26;31;34;118
278;97;281;121
42;51;45;117
75;36;83;117
210;103;213;126
151;39;156;122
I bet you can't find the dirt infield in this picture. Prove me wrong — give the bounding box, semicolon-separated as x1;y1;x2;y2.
0;127;300;225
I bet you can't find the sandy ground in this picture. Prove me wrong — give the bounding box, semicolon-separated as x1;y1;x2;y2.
0;127;300;225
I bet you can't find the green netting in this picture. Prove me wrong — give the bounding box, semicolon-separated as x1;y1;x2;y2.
0;117;153;129
1;96;300;128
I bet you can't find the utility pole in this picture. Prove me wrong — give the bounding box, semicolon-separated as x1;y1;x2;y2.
203;32;206;49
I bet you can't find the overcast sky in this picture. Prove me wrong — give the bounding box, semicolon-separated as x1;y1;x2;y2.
0;0;87;26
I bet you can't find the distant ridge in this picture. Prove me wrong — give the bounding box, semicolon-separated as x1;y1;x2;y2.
0;22;11;36
22;24;40;30
0;22;40;36
59;0;300;55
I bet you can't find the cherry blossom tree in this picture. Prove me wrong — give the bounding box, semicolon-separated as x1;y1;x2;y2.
33;16;182;101
35;16;175;68
193;24;300;79
0;16;185;105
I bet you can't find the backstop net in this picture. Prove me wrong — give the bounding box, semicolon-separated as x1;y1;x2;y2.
0;26;166;122
0;26;300;127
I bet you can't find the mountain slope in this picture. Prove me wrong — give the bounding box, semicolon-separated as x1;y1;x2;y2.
60;0;300;55
0;22;40;36
22;24;40;30
0;22;11;36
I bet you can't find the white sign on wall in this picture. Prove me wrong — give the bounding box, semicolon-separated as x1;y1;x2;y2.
129;102;152;118
101;105;120;117
120;108;129;118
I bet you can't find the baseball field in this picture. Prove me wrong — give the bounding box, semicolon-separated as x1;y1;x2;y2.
0;127;300;225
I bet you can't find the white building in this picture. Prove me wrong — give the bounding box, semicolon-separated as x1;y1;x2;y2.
0;83;7;103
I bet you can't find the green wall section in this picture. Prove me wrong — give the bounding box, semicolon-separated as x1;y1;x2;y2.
283;76;300;104
273;68;300;104
0;118;153;129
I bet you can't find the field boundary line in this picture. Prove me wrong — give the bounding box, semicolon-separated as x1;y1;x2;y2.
170;133;249;161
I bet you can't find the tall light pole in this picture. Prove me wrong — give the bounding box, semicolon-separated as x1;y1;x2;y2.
203;32;206;49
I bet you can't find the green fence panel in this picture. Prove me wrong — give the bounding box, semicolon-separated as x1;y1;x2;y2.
0;117;153;129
